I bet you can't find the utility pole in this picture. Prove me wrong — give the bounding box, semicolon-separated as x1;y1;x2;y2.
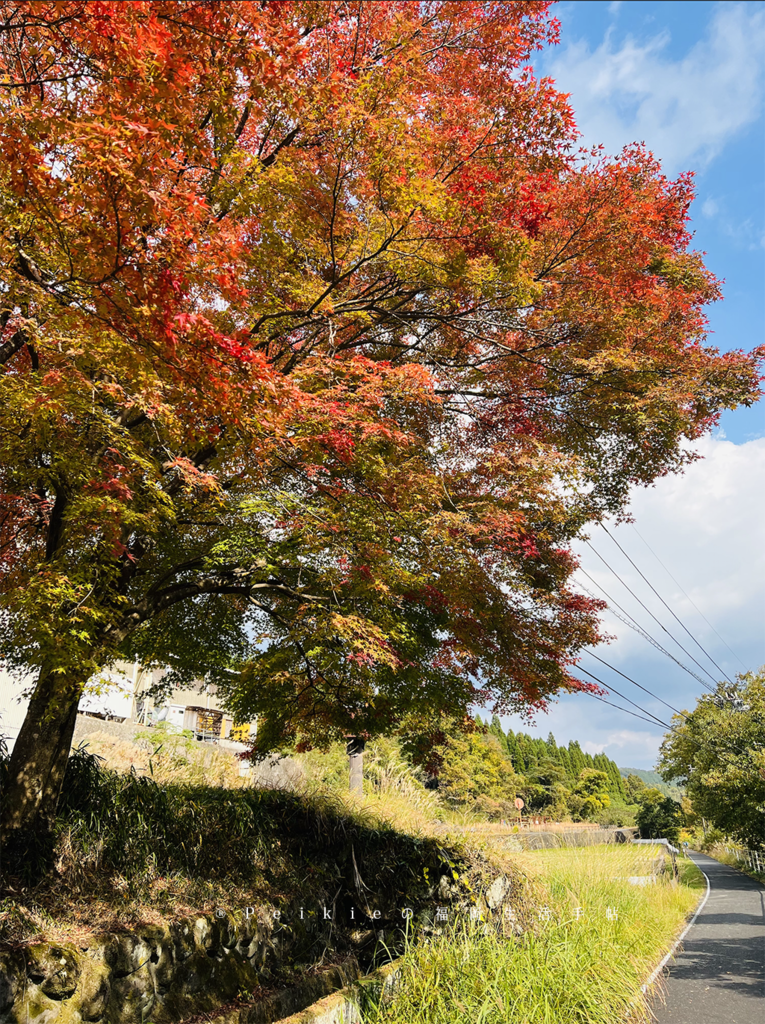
346;735;366;795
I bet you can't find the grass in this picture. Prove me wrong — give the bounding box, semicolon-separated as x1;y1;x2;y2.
364;846;706;1024
85;722;251;789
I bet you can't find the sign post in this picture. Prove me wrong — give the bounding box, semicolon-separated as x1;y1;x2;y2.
515;796;524;827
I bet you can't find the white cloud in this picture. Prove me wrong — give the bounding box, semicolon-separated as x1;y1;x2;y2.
696;196;765;251
543;3;765;174
601;730;662;759
574;435;765;671
581;731;659;762
582;739;606;755
573;432;765;696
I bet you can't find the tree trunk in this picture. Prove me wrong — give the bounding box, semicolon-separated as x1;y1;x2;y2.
1;666;87;838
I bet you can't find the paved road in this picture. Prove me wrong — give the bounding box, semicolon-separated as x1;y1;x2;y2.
651;851;765;1023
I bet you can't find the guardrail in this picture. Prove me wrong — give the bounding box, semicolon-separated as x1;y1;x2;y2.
632;837;679;879
725;845;764;873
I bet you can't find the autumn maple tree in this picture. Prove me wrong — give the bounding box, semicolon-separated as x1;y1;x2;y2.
0;1;760;852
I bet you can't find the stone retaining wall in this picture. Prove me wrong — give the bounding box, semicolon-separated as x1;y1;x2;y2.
270;962;400;1024
0;870;519;1024
2;912;274;1024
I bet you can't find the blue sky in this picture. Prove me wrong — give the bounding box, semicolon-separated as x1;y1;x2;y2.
495;1;765;769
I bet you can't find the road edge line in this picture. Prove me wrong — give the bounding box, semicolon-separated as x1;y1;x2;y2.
640;861;711;994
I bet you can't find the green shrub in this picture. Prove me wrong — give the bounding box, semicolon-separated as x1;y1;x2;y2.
636;796;682;845
596;805;636;828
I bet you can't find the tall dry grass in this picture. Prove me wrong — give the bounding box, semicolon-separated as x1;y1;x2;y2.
79;724;248;788
365;845;705;1024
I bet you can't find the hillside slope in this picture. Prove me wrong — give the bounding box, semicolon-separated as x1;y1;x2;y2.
619;767;683;800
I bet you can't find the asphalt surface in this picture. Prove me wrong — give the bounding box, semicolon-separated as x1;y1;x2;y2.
651;851;765;1023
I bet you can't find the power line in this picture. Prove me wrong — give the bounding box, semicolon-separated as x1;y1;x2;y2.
583;650;689;721
576;665;673;730
630;524;748;673
599;523;734;685
577;665;755;770
582;651;754;761
583;689;670;730
584;540;719;690
576;570;713;691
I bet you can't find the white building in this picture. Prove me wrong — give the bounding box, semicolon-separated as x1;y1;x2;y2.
0;663;255;751
0;669;30;750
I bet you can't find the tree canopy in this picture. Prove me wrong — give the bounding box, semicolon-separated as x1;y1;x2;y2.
658;670;765;848
0;1;761;837
635;792;682;846
465;718;629;820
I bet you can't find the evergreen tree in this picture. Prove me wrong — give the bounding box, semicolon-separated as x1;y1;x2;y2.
568;741;586;775
489;714;508;753
509;733;525;773
504;730;522;772
610;761;626;798
609;759;627;799
519;735;537;771
624;774;649;804
603;758;619;794
593;754;623;799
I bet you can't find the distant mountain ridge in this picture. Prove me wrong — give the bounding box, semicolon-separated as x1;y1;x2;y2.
619;766;683;800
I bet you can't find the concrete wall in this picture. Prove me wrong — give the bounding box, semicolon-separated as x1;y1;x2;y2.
501;827;638;852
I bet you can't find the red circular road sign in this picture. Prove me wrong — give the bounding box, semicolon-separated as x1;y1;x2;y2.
515;798;525;810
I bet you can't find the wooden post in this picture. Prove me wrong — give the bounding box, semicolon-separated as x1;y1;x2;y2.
346;735;366;795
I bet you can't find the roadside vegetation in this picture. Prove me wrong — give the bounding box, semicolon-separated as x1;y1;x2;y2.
0;742;477;946
679;822;765;885
658;668;765;849
68;719;684;837
297;722;678;832
366;847;706;1024
0;718;690;946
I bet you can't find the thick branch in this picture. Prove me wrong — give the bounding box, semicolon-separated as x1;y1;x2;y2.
106;572;327;646
45;489;68;561
0;329;27;366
